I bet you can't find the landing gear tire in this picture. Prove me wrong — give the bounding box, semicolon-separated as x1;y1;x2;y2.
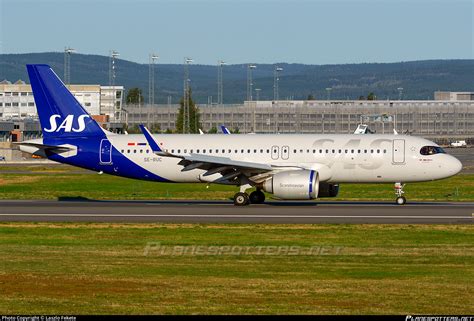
396;196;406;205
394;182;406;205
249;190;265;204
234;192;250;206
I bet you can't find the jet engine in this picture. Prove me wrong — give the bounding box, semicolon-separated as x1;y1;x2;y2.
262;170;319;200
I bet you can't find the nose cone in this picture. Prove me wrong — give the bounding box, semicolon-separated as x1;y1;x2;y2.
448;156;463;176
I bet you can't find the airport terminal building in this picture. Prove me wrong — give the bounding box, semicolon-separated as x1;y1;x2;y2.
0;79;474;144
0;80;124;141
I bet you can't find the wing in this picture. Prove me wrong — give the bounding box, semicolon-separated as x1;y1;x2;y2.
139;125;288;184
14;142;74;153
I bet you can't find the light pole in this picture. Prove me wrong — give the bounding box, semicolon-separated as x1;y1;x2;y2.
255;88;261;101
64;47;75;85
273;66;283;101
397;87;403;100
149;53;159;105
217;60;226;105
326;87;332;100
183;57;193;133
109;50;120;120
247;64;256;101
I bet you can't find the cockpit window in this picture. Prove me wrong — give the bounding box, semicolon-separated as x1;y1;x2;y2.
420;146;445;155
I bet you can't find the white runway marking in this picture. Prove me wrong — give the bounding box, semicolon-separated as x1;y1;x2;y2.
0;214;471;219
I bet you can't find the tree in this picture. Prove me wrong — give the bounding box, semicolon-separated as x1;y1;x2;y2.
150;123;161;133
207;127;218;134
367;92;376;101
358;95;366;100
307;94;315;100
231;127;240;134
176;88;200;133
126;88;144;104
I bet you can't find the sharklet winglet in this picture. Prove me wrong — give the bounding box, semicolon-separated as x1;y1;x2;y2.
138;124;162;153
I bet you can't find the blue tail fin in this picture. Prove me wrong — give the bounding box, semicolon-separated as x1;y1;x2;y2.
26;64;103;138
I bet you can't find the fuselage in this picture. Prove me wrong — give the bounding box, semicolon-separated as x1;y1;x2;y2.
23;133;462;184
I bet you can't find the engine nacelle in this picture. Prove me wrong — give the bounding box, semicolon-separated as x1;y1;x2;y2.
262;170;319;200
318;183;339;198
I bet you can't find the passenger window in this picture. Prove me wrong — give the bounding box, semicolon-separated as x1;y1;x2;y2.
197;149;200;153
184;149;187;153
345;149;348;153
364;150;367;153
228;149;231;153
248;149;251;153
121;150;124;153
222;149;225;153
215;149;219;153
178;149;181;153
384;149;387;153
307;149;310;153
325;149;329;153
377;149;380;153
371;149;374;153
254;149;257;153
294;149;297;153
351;149;354;153
338;149;341;153
357;149;361;153
140;150;143;153
332;149;335;153
134;150;137;153
312;149;316;153
319;149;323;153
266;149;270;153
235;150;238;153
203;149;206;153
146;150;149;154
260;149;263;153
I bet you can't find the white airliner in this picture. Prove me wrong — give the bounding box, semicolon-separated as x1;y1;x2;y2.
19;65;463;206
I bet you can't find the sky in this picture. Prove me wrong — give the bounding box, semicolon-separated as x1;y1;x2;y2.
0;0;473;65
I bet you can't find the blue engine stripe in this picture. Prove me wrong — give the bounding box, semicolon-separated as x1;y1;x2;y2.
309;170;315;197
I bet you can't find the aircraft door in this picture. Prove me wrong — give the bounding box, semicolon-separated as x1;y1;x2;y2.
271;145;279;160
100;139;113;165
392;139;405;164
281;145;289;160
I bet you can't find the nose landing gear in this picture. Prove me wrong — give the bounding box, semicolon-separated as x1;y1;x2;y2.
394;182;406;205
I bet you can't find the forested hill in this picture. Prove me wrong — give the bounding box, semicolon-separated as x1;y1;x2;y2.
1;52;473;103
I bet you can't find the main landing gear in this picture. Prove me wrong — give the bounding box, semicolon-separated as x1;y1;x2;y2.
394;182;406;205
233;186;265;206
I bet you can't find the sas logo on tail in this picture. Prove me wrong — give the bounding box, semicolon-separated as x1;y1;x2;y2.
44;114;90;133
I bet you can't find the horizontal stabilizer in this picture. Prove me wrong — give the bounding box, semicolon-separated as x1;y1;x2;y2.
14;142;74;152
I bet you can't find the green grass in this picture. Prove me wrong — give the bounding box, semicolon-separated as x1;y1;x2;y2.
0;164;473;201
0;223;472;314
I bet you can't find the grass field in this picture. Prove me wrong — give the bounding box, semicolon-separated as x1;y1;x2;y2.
0;223;472;314
0;164;473;201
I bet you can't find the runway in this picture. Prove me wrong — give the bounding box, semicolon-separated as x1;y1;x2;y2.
0;200;472;224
